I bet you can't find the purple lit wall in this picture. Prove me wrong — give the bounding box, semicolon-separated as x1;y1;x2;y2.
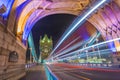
89;1;120;52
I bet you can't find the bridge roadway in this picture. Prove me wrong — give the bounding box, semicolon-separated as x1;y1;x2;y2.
48;63;120;80
20;65;47;80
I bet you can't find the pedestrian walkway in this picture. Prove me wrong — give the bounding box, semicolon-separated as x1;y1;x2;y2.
20;65;47;80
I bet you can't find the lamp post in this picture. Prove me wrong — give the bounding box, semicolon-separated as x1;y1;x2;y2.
96;39;101;59
85;50;88;61
84;45;88;60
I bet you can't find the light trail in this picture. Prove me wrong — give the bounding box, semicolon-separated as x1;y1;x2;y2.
53;38;93;59
87;32;101;46
62;38;120;59
53;32;101;59
54;38;120;61
55;37;80;55
60;49;112;59
54;41;85;58
56;49;112;62
49;0;110;58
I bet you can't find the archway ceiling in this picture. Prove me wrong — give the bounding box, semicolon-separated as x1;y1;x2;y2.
16;0;90;40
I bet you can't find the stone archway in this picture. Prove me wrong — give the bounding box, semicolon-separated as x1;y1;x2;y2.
6;0;120;59
5;0;120;43
14;0;90;41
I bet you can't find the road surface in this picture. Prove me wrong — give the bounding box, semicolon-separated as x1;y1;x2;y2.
48;63;120;80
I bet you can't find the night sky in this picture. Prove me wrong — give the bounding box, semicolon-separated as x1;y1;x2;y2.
31;14;76;57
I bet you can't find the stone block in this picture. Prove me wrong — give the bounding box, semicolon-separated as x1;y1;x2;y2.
4;33;12;43
0;47;2;54
1;48;9;56
0;30;4;39
7;44;14;51
7;17;16;32
0;39;3;47
0;55;6;66
2;42;8;49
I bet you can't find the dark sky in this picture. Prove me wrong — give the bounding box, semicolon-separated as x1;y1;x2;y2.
31;14;76;57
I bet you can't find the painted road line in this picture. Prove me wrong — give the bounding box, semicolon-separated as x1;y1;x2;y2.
67;72;91;80
79;71;94;76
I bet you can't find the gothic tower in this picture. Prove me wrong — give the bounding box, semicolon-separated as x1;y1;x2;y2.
39;34;53;63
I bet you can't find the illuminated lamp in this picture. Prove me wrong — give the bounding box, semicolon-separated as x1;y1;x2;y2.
0;4;6;14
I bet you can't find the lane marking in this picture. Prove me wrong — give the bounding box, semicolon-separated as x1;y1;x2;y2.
67;72;91;80
80;71;93;76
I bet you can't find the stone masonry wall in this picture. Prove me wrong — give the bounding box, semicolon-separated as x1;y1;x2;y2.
0;23;27;80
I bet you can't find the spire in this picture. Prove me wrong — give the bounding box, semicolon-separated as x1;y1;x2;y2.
43;34;48;41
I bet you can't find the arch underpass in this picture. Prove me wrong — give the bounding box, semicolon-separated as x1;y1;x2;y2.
0;0;120;80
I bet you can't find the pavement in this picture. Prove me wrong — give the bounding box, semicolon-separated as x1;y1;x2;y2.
20;65;47;80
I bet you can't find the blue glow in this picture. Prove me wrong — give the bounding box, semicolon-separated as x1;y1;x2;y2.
0;0;14;19
16;0;31;18
44;64;58;80
106;37;116;52
107;41;116;52
17;0;32;41
80;27;90;40
23;10;44;40
50;0;110;57
28;32;38;62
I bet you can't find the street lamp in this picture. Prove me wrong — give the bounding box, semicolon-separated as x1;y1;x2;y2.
96;39;101;59
84;45;88;60
85;50;88;60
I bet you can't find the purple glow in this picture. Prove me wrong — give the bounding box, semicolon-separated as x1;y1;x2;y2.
112;2;120;23
104;5;118;25
16;0;31;19
94;14;106;30
101;11;112;27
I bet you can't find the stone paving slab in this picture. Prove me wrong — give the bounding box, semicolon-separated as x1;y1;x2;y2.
20;65;47;80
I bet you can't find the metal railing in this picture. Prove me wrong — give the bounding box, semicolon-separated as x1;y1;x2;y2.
69;63;120;69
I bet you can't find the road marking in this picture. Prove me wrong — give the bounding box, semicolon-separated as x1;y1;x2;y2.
67;72;91;80
80;71;93;76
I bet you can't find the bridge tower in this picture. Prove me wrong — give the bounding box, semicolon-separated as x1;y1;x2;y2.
39;34;53;63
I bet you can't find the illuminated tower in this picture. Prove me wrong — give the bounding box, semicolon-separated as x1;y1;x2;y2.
39;34;53;63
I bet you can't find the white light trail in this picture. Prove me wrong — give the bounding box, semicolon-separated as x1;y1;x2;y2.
55;37;80;55
54;41;84;58
56;38;120;60
49;0;109;57
53;32;100;58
